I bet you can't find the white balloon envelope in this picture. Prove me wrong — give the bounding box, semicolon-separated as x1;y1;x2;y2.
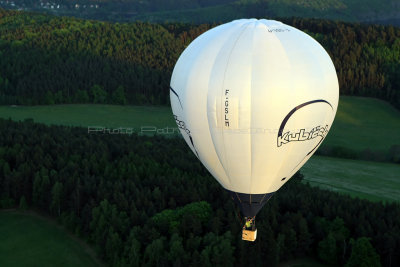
170;19;339;218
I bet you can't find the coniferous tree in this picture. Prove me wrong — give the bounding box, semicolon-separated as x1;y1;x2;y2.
346;237;381;267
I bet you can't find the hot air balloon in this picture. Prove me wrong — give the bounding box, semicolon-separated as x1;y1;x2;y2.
170;19;339;241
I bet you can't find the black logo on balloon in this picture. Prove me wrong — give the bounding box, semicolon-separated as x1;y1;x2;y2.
277;125;329;147
174;115;199;158
170;86;183;109
276;99;334;174
174;115;191;135
277;99;333;155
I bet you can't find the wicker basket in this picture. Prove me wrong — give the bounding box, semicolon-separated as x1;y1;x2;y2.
242;229;257;242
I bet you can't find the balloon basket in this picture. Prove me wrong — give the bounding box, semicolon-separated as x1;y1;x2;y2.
242;228;257;242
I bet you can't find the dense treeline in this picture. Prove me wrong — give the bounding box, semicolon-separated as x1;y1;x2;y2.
6;0;235;12
74;0;235;12
0;9;400;108
285;17;400;107
1;0;237;23
5;0;400;25
0;118;399;266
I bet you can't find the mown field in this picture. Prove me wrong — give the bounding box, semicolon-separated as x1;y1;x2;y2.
322;96;400;152
0;96;399;152
0;211;101;267
0;104;176;135
301;156;400;203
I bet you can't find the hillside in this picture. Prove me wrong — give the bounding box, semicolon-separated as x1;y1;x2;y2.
133;0;400;25
1;4;399;267
0;9;400;109
321;96;400;154
1;0;400;25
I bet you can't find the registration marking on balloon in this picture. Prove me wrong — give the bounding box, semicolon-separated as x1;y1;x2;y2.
267;28;290;33
224;89;230;127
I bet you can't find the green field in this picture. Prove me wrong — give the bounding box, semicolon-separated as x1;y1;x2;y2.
0;96;399;151
0;104;176;135
302;156;400;202
0;211;101;267
322;96;400;152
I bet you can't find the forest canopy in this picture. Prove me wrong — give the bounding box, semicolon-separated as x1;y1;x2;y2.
0;9;399;108
3;0;400;25
0;118;399;266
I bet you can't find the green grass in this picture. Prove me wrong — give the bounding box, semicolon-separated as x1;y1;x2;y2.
322;96;400;152
0;96;399;151
301;156;400;202
0;210;101;267
0;104;177;134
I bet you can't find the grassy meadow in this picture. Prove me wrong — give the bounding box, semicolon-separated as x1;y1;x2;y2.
322;96;400;152
0;96;399;151
302;156;400;202
0;211;101;267
0;104;176;134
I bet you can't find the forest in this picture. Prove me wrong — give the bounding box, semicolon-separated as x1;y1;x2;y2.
3;0;400;25
0;118;399;266
0;9;400;109
4;0;235;11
